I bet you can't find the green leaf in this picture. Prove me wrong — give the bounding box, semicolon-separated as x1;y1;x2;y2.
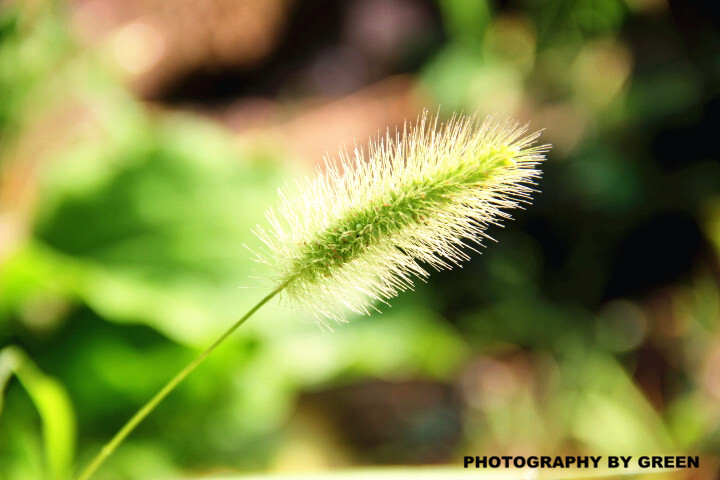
0;346;76;480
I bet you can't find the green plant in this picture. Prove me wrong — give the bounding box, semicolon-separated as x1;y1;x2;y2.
75;113;548;480
0;346;76;480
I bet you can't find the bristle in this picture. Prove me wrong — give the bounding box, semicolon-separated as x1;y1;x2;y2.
253;113;550;322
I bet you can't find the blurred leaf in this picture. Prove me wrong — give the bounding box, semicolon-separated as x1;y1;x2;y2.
19;114;304;345
436;0;491;45
0;0;72;141
422;46;522;115
569;352;674;453
0;346;76;480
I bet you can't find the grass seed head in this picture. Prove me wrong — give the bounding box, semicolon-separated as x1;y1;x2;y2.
254;112;550;323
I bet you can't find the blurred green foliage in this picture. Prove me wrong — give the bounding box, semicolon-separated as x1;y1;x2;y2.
0;346;75;480
1;0;720;479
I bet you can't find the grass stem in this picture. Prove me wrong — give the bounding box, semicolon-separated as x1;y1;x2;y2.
75;282;288;480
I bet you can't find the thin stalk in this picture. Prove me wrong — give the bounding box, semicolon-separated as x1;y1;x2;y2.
75;282;288;480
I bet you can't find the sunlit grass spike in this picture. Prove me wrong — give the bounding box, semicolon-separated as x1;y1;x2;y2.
254;112;550;322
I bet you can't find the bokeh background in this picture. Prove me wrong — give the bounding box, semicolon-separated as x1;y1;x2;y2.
1;0;720;479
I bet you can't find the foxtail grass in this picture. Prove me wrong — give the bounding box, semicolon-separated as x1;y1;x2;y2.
254;113;547;322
